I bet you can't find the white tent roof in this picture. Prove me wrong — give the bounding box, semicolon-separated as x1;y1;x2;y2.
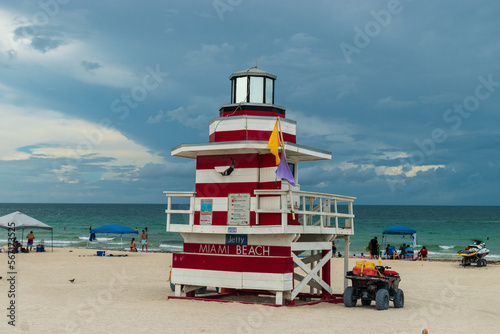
0;211;53;231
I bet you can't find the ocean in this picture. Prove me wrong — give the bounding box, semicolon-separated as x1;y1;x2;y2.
1;204;498;260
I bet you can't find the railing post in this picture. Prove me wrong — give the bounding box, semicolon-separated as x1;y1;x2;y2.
348;200;354;229
255;193;260;225
344;235;350;290
166;195;172;231
189;195;195;226
281;192;287;233
319;196;324;232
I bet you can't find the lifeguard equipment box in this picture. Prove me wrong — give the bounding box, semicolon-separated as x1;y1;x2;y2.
165;67;355;305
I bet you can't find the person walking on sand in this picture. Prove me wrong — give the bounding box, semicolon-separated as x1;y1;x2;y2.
140;229;148;252
26;231;35;252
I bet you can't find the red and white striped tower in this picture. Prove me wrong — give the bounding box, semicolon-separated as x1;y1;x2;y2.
165;67;355;305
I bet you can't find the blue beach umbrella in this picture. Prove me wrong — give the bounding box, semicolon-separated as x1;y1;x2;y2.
382;225;417;249
90;224;138;250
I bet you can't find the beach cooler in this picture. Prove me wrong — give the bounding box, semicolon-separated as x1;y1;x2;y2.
97;250;105;256
36;245;45;252
356;260;375;269
352;267;378;276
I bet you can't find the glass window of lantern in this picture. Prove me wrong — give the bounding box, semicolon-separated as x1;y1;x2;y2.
265;78;273;104
235;76;247;103
249;76;264;103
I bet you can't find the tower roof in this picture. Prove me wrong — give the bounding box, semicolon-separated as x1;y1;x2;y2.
229;67;277;80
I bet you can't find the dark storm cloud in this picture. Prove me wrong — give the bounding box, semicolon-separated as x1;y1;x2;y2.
1;1;500;204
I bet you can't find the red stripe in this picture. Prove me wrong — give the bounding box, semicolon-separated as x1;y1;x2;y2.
258;213;281;225
173;253;294;274
220;110;285;118
259;181;282;190
195;183;258;197
209;130;296;144
196;154;259;169
183;243;291;257
259;154;280;168
194;182;283;197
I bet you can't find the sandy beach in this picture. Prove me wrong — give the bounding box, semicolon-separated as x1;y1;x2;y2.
0;248;498;333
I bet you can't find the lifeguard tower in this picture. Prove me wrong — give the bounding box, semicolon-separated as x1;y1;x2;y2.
165;67;355;305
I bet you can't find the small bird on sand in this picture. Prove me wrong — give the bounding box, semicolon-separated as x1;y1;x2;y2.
69;279;75;283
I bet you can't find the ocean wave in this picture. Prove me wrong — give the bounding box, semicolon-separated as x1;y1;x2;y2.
96;237;115;241
52;240;80;245
79;236;115;241
439;245;455;250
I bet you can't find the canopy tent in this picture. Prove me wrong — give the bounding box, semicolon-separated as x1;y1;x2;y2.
0;211;53;251
382;224;417;249
89;224;138;250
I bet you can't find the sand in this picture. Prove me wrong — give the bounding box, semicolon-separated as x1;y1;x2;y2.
0;248;498;333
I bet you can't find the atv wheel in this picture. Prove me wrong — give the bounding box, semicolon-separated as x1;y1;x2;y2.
393;289;404;308
481;259;487;267
477;259;483;267
461;257;469;266
343;286;357;307
375;289;389;310
361;299;371;306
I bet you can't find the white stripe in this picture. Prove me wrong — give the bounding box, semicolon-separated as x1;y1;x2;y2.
196;167;278;184
209;117;296;136
172;268;293;291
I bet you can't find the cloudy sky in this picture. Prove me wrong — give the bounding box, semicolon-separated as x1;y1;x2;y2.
0;1;499;205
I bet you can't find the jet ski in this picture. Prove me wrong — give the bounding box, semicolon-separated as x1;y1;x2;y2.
457;240;490;267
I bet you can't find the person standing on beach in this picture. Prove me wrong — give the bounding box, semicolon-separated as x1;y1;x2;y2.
26;231;35;252
369;236;379;259
140;229;148;252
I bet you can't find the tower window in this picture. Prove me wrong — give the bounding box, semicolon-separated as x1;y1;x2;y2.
265;78;274;104
249;77;264;103
235;77;247;103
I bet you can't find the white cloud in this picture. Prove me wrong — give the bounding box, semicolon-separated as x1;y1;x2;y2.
165;106;210;129
0;103;165;181
147;110;165;124
290;32;320;45
375;164;445;177
374;96;417;109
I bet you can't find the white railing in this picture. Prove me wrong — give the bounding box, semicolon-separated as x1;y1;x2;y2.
164;190;355;235
254;189;355;234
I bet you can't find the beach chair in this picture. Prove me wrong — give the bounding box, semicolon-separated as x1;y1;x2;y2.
404;249;414;260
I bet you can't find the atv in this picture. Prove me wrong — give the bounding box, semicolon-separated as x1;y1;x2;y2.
343;265;404;310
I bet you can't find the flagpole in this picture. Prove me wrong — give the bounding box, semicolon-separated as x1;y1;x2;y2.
277;117;295;220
